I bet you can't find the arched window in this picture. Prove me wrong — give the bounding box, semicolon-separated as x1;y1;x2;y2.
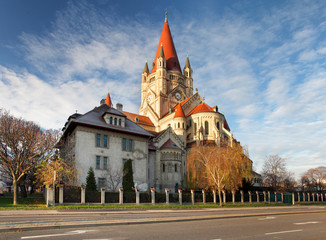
162;164;165;172
205;121;209;135
110;117;113;124
178;122;180;128
175;164;177;172
114;118;117;125
119;118;121;126
194;123;197;133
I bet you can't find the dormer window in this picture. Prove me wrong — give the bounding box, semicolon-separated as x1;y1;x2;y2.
110;117;113;124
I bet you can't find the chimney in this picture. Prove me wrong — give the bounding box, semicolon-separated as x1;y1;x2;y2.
116;103;123;112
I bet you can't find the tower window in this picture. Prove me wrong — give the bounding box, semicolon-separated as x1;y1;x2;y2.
205;121;209;135
114;118;117;125
110;117;113;124
119;118;121;126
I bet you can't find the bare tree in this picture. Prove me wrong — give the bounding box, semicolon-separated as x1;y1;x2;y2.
187;143;252;206
302;166;326;191
102;167;123;192
262;155;288;191
0;110;58;205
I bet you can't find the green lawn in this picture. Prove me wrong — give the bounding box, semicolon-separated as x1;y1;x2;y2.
0;193;325;210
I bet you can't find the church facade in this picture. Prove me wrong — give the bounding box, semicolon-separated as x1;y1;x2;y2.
60;16;234;193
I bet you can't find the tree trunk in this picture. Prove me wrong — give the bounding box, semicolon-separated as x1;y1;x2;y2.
13;180;18;205
20;185;27;199
218;189;222;206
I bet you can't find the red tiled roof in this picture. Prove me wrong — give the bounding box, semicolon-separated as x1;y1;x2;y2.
187;102;215;116
161;139;180;149
122;111;155;127
174;103;185;118
224;119;230;131
151;20;181;73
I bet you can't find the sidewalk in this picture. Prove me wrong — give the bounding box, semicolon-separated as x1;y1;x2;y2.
0;206;325;232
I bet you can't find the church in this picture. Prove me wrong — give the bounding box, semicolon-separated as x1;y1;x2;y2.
60;15;235;193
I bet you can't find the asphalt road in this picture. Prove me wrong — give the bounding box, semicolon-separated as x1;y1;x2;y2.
0;206;325;240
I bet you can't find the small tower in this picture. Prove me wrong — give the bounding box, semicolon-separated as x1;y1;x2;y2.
105;92;113;107
173;103;186;146
141;61;149;105
183;55;193;97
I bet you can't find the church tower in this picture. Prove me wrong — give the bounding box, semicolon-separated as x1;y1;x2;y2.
139;13;194;124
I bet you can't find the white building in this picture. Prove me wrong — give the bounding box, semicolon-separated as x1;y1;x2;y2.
60;15;243;192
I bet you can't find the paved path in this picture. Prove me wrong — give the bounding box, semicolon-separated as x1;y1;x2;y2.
0;206;325;232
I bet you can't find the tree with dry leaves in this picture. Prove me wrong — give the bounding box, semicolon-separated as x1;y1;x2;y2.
187;143;252;206
0;110;58;205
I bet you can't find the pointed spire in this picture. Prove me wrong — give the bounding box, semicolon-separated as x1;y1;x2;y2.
185;55;191;68
105;92;113;107
151;15;181;73
158;42;165;58
174;103;185;118
165;9;168;22
143;61;149;74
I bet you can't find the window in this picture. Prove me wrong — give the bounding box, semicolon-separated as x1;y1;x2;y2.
194;123;197;133
216;121;220;130
96;156;101;169
114;118;117;125
98;178;106;189
178;122;180;128
175;164;178;172
110;117;113;124
205;121;209;135
103;135;108;148
103;157;108;169
119;118;121;126
122;138;127;150
162;163;165;172
129;139;133;151
96;134;101;147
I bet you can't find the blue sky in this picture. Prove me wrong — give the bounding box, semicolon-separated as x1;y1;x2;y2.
1;0;326;179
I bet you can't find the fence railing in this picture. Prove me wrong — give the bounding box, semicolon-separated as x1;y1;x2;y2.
44;187;326;207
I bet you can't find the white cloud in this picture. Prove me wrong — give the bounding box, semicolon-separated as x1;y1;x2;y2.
1;0;326;179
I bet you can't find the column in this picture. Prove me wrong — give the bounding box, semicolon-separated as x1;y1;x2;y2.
119;187;123;205
268;191;271;203
292;192;295;205
317;193;320;202
178;189;183;205
307;193;310;202
312;193;315;202
256;191;259;203
222;190;226;204
101;187;105;205
46;187;53;207
213;190;217;204
321;193;324;202
263;191;266;203
274;192;277;203
151;188;155;205
240;190;244;203
135;187;140;205
232;190;235;204
191;190;195;205
248;191;252;204
59;186;63;205
81;185;85;205
297;192;300;202
165;188;169;205
302;192;305;202
281;193;284;203
202;190;206;204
